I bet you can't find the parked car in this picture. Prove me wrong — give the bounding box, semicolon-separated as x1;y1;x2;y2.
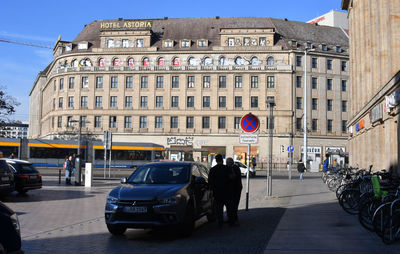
0;201;22;253
234;160;256;177
0;159;14;195
6;159;42;194
105;162;215;236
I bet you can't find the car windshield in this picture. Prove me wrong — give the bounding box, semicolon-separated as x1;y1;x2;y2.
127;164;190;184
235;161;247;168
10;163;38;174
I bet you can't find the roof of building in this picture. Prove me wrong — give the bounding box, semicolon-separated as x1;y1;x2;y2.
71;17;348;52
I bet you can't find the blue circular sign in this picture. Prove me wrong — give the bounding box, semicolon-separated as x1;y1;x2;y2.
287;146;294;152
240;113;260;133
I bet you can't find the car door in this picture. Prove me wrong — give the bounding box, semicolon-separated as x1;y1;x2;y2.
197;164;213;212
191;164;208;215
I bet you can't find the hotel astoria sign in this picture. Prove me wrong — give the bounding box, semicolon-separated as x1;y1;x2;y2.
100;20;152;30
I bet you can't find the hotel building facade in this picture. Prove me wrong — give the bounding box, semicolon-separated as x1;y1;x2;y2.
29;17;349;170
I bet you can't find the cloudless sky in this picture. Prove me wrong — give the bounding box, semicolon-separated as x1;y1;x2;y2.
0;0;345;122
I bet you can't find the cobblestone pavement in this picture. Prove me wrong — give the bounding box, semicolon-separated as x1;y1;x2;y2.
1;171;399;253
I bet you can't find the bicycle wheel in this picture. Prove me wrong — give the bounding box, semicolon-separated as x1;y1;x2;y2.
382;201;400;244
359;197;380;232
339;189;361;215
336;184;349;200
372;202;391;237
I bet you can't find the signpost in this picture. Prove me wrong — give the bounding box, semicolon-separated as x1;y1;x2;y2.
287;146;294;180
240;113;259;211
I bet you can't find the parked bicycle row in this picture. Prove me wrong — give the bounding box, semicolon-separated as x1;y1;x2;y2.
322;166;400;244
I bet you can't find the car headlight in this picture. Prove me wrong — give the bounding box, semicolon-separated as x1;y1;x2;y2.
161;194;182;205
106;195;119;204
10;213;20;235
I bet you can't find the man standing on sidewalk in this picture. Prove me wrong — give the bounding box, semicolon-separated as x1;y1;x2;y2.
226;157;242;225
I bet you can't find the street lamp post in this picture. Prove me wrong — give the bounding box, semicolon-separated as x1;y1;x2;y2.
266;97;275;197
303;48;314;168
70;118;83;185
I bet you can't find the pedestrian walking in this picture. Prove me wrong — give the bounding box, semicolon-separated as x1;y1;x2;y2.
297;159;306;181
208;154;235;227
322;156;329;172
226;157;242;225
65;155;73;185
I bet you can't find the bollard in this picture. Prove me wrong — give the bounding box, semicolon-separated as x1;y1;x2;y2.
59;169;61;184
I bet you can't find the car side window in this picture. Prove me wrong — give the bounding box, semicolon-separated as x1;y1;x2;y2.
198;165;209;180
191;165;201;178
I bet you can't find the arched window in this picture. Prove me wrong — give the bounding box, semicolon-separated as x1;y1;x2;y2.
80;58;92;67
267;56;274;66
113;58;120;66
143;57;149;66
173;57;180;66
98;58;105;67
188;57;196;66
158;57;165;66
203;57;212;66
127;58;134;67
235;57;243;65
250;57;259;66
219;56;226;66
71;59;78;67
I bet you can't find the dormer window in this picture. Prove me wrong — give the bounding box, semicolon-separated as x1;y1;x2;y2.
107;39;114;48
336;46;341;53
65;44;72;52
322;44;327;51
198;39;208;47
307;42;312;49
291;40;297;48
181;40;190;48
164;40;173;48
136;39;144;48
78;42;88;50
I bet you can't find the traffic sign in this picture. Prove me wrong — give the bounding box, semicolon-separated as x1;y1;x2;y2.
240;113;260;133
287;145;294;152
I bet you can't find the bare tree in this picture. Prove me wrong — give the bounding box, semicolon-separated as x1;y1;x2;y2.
0;86;20;124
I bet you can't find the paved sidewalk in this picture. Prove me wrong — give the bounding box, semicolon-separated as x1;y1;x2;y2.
263;174;400;254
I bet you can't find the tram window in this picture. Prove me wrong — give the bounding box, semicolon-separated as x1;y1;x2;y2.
0;146;19;158
29;147;85;159
95;149;153;161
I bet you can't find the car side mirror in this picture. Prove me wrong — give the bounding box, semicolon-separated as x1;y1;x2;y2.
194;176;206;184
121;177;127;184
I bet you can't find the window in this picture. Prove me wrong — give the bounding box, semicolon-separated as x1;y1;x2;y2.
58;97;63;108
80;96;88;108
164;40;173;48
327;99;333;111
95;116;102;128
127;58;134;67
296;76;302;88
187;76;195;88
203;76;210;88
187;96;194;108
125;96;132;108
341;80;347;92
181;40;190;48
171;96;179;108
251;96;258;108
98;58;105;67
235;96;242;108
234;117;241;129
111;76;118;88
203;57;212;66
156;76;164;88
219;57;226;66
143;57;149;66
311;58;317;68
81;76;88;88
312;77;318;89
251;76;258;88
312;119;318;131
126;76;133;88
219;96;226;108
218;117;226;129
57;116;62;128
235;76;242;88
107;39;114;48
59;78;64;90
124;116;132;128
296;97;302;109
267;76;275;88
156;96;163;108
110;96;117;108
170;116;178;129
341;61;347;71
96;76;103;88
327;59;332;70
140;96;148;108
342;120;347;133
342;101;347;112
312;98;318;110
95;96;102;108
322;44;327;51
139;116;147;128
155;116;163;129
198;40;207;47
266;116;274;129
68;97;74;108
336;46;341;53
69;77;74;89
327;119;333;132
202;117;210;129
172;76;179;88
136;39;144;48
327;79;333;90
296;56;302;67
186;117;194;129
122;39;129;48
113;58;120;66
141;76;148;88
109;116;117;128
80;116;87;128
296;118;302;131
219;76;226;88
228;38;235;46
267;56;274;66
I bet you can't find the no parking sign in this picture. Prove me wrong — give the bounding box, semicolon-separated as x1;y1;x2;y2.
240;113;260;133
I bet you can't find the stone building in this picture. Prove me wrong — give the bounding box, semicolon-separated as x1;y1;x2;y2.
342;1;400;173
29;17;349;169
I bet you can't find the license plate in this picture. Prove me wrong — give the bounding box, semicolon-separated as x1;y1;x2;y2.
1;176;9;181
29;175;37;179
123;206;147;213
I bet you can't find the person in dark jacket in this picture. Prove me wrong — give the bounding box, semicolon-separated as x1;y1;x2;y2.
208;154;234;227
65;155;73;185
226;157;242;224
297;159;306;181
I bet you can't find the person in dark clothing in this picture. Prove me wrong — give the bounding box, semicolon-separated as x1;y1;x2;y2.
208;154;234;227
65;155;73;185
297;159;306;181
226;157;242;224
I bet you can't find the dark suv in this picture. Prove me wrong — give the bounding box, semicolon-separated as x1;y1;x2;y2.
6;159;42;194
0;159;14;195
105;162;215;236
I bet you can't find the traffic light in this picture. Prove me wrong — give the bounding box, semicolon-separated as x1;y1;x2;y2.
281;145;285;153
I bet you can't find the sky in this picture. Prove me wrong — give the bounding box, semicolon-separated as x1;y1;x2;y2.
0;0;345;123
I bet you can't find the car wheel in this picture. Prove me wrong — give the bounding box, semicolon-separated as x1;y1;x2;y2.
106;224;127;235
250;172;256;177
179;205;195;237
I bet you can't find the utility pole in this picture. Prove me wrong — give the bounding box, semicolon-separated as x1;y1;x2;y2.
266;97;275;197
